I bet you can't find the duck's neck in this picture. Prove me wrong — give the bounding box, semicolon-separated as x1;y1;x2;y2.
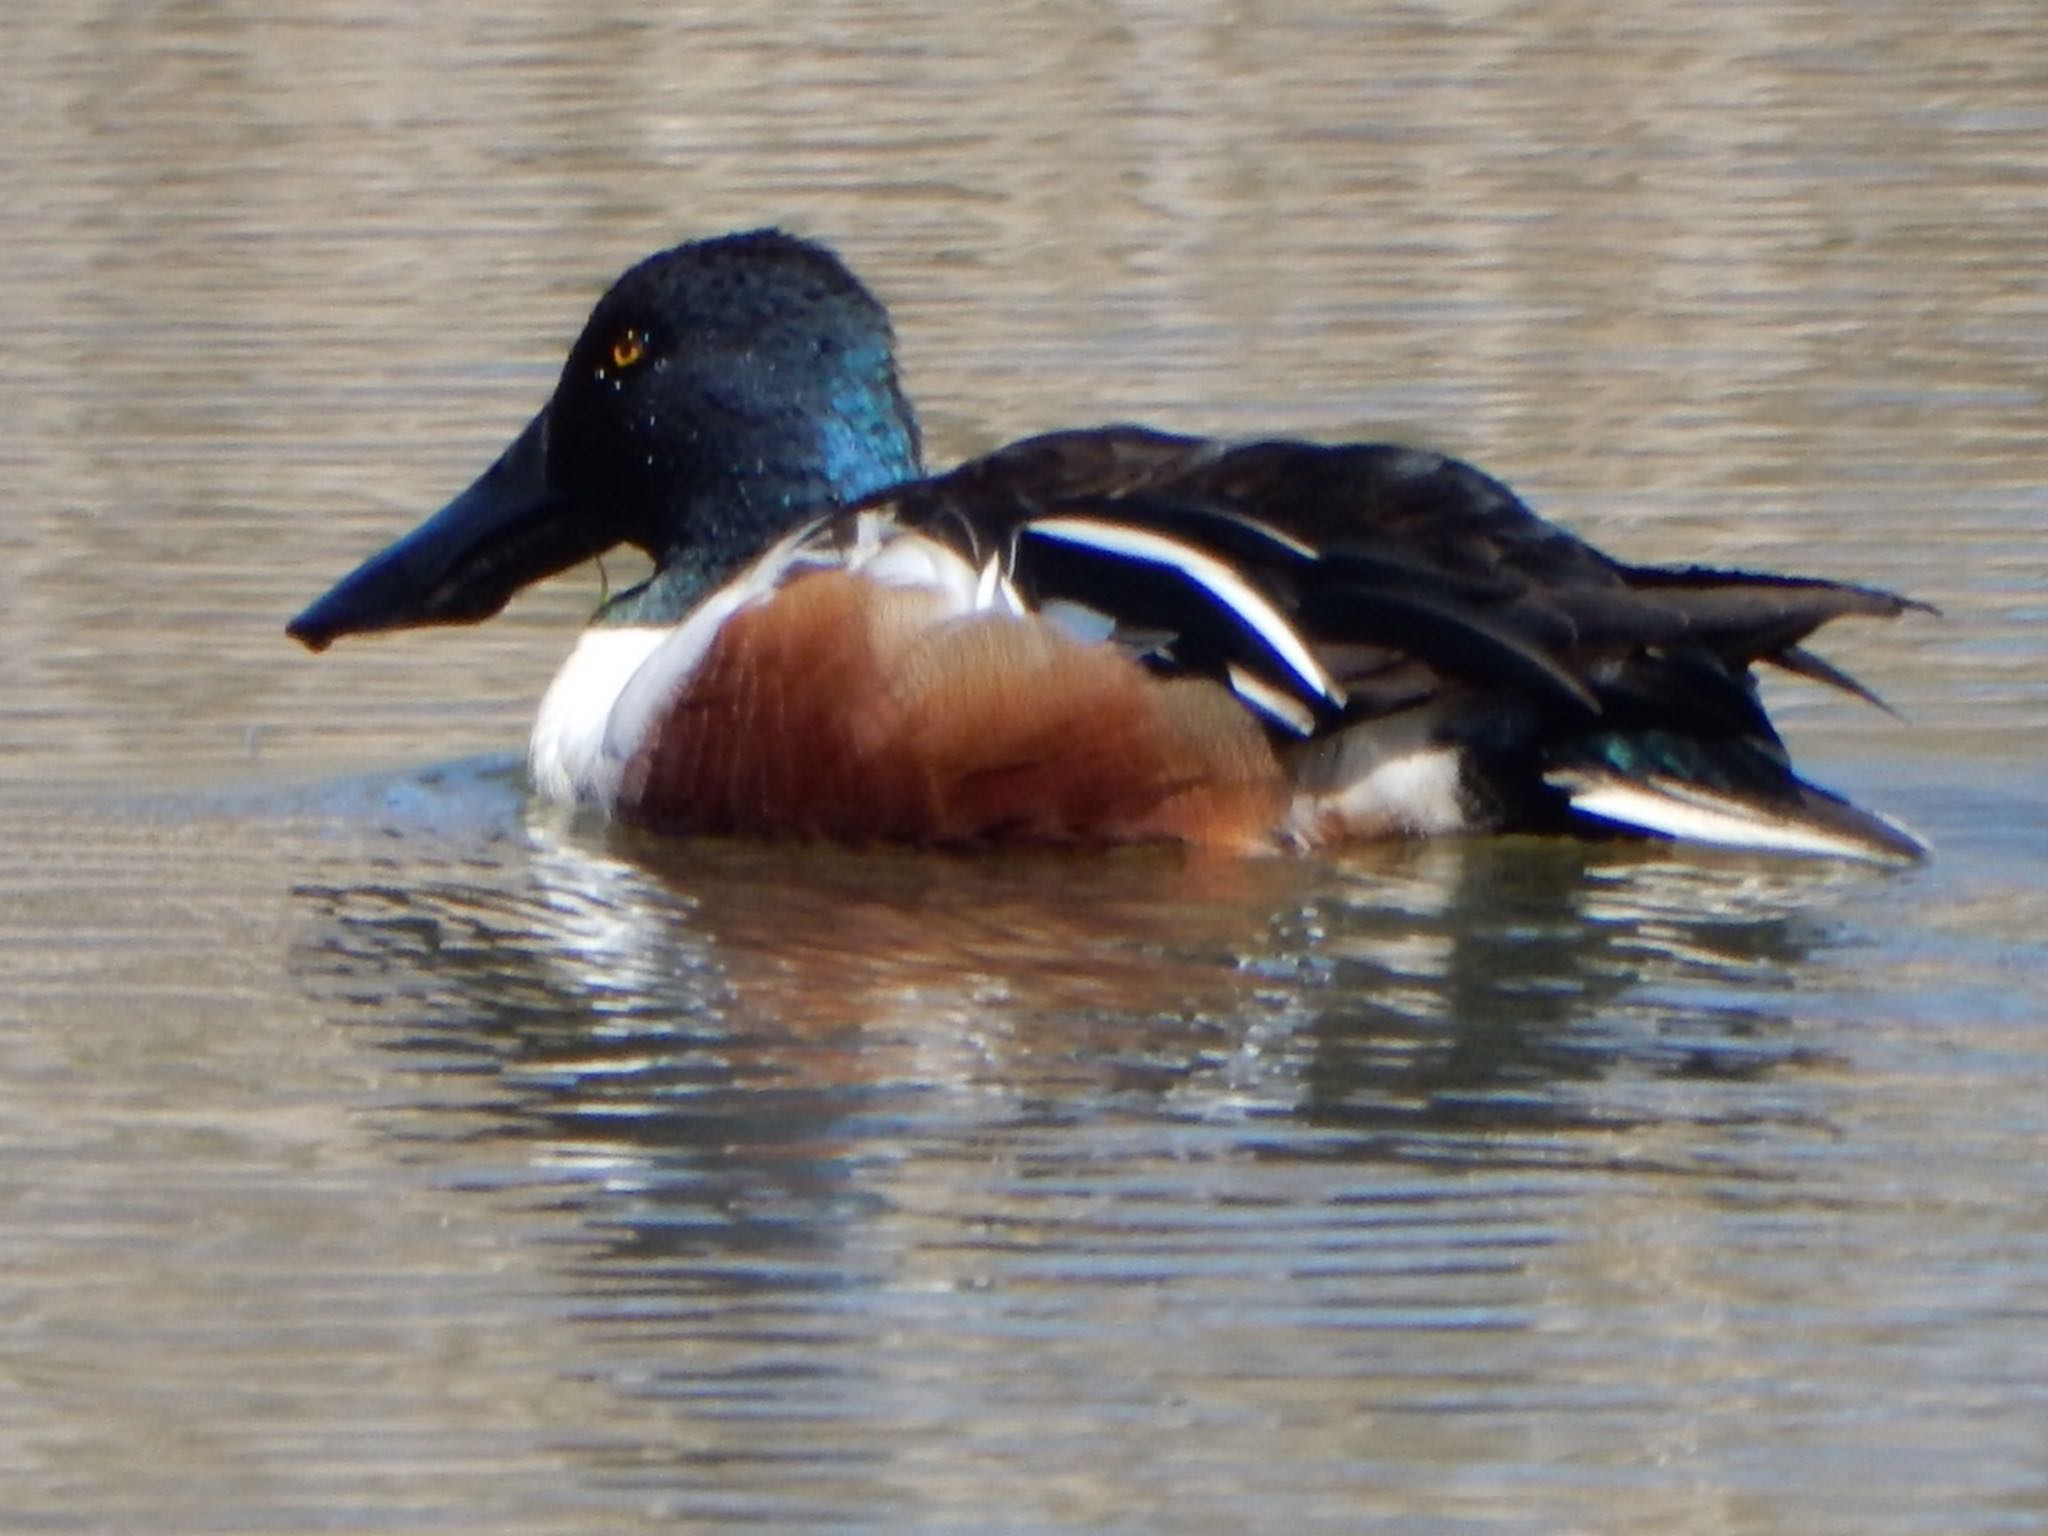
597;549;737;629
604;387;923;628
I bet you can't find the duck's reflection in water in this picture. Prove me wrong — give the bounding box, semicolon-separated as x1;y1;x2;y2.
294;805;1879;1258
289;808;1893;1516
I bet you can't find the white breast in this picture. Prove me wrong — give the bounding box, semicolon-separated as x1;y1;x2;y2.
528;624;670;808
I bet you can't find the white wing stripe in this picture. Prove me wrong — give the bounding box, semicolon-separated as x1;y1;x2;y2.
1225;662;1318;736
1554;773;1911;862
1027;516;1339;703
1207;509;1321;561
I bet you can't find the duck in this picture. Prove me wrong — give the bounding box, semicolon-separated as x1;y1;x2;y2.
288;228;1927;862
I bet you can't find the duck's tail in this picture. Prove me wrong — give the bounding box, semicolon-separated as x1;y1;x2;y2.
1545;758;1927;864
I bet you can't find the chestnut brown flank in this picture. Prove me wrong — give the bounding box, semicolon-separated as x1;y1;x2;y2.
618;570;1287;847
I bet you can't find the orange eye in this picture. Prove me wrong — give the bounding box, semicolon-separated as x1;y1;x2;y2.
609;330;646;370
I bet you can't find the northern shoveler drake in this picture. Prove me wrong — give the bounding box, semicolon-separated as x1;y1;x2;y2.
288;229;1927;862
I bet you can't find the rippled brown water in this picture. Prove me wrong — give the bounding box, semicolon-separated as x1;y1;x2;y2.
4;2;2046;1532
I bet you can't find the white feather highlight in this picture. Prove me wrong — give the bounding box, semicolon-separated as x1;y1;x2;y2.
1217;510;1321;561
974;553;1028;615
854;526;982;609
1556;773;1918;862
1226;662;1318;736
1026;515;1339;705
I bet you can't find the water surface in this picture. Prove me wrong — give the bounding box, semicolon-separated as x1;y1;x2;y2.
3;2;2045;1532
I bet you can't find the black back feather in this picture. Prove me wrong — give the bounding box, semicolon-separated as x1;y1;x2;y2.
861;428;1925;857
878;428;1914;736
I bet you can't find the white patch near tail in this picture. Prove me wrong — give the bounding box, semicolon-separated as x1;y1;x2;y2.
1551;770;1925;864
1279;706;1472;846
1283;746;1470;846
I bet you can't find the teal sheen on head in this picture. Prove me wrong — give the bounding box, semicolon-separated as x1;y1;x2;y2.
287;230;923;650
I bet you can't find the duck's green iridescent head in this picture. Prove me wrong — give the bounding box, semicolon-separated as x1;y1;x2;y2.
288;230;924;650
